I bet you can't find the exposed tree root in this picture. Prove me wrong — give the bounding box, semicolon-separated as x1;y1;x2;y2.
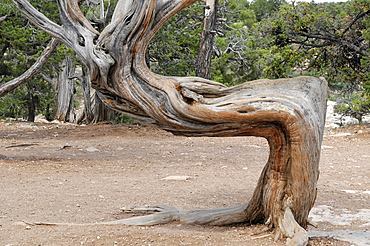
112;203;250;226
278;207;309;246
21;202;309;246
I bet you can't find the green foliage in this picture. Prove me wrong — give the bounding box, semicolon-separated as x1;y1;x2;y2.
334;91;370;123
250;0;287;21
0;0;70;121
212;0;370;118
219;0;255;27
149;2;203;76
211;27;261;85
257;0;370;119
0;79;55;120
210;0;259;84
239;9;257;28
0;88;27;119
267;0;369;81
114;112;136;124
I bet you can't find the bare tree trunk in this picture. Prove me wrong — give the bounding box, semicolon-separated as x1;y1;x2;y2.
91;90;114;123
12;0;328;245
77;67;95;124
25;90;38;122
196;0;218;79
68;66;114;124
54;56;76;122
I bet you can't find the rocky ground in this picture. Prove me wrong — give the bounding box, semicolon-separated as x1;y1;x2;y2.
0;120;369;246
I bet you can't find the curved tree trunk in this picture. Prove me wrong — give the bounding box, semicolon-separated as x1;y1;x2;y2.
12;0;328;245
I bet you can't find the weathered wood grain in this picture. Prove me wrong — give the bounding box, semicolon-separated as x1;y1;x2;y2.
12;0;328;244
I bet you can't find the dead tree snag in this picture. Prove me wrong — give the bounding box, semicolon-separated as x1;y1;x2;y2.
12;0;328;245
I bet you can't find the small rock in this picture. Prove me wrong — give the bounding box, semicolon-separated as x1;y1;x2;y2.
51;119;61;124
331;132;351;137
161;176;191;181
34;115;49;124
86;147;100;152
321;145;334;149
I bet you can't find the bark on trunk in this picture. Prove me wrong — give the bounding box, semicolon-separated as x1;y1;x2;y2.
25;91;38;122
12;0;328;245
196;0;218;79
91;91;114;123
78;67;95;124
54;57;76;122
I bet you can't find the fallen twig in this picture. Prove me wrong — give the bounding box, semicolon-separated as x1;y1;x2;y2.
5;143;39;148
57;145;73;150
0;154;14;160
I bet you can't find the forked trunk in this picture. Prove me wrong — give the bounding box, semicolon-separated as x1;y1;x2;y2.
12;0;328;245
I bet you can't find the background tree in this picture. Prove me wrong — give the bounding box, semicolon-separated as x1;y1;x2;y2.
148;2;203;77
196;0;218;79
0;0;62;121
0;0;119;123
264;0;370;121
250;0;287;21
211;0;263;85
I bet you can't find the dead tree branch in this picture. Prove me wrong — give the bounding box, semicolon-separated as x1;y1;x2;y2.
0;38;59;97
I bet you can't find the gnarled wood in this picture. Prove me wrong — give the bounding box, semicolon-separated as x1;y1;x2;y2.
12;0;328;245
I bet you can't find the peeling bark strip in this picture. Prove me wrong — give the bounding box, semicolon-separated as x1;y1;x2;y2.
12;0;327;245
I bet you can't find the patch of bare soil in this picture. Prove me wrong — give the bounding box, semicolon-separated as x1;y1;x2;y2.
0;120;369;246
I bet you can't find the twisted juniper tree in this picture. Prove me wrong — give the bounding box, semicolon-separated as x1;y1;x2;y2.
12;0;327;245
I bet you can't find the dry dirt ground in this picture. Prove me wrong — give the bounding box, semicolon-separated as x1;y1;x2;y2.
0;120;369;246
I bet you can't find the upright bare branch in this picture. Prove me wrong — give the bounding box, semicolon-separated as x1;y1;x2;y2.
66;0;100;35
196;0;218;79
